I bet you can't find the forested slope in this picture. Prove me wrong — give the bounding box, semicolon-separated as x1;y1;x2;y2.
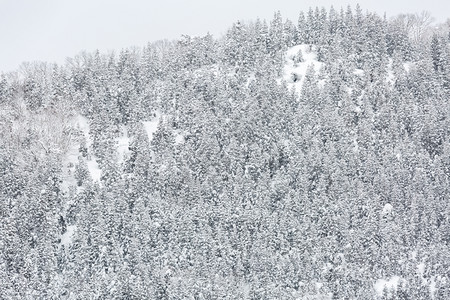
1;5;450;299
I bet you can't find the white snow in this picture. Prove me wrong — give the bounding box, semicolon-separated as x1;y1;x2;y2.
58;225;77;264
374;276;403;297
142;111;184;150
430;278;436;297
241;282;251;299
282;44;323;95
75;115;90;137
403;62;411;73
116;126;131;164
174;131;184;144
417;262;425;277
60;137;80;193
386;59;395;84
352;137;359;153
61;114;102;192
87;160;101;182
76;115;102;183
142;111;161;142
430;276;439;298
245;73;256;88
382;203;393;215
60;225;76;247
57;224;76;258
353;69;364;76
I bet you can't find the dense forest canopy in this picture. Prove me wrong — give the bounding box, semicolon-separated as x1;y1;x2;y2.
1;5;449;299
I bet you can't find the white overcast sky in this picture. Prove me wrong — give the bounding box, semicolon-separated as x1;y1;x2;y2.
0;0;448;72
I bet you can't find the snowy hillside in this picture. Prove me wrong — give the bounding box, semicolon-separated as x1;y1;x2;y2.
142;111;161;143
1;5;449;300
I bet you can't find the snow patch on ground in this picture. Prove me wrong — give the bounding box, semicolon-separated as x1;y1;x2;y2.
352;136;359;153
283;44;323;95
76;115;102;183
142;111;184;149
429;275;443;298
403;62;411;73
382;203;393;215
59;225;77;256
430;277;437;298
61;114;102;193
116;125;131;164
346;87;354;95
60;225;76;247
174;131;185;144
374;276;404;297
386;59;395;84
60;134;81;193
417;262;425;277
142;111;161;143
245;73;256;88
87;160;101;182
353;69;364;76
